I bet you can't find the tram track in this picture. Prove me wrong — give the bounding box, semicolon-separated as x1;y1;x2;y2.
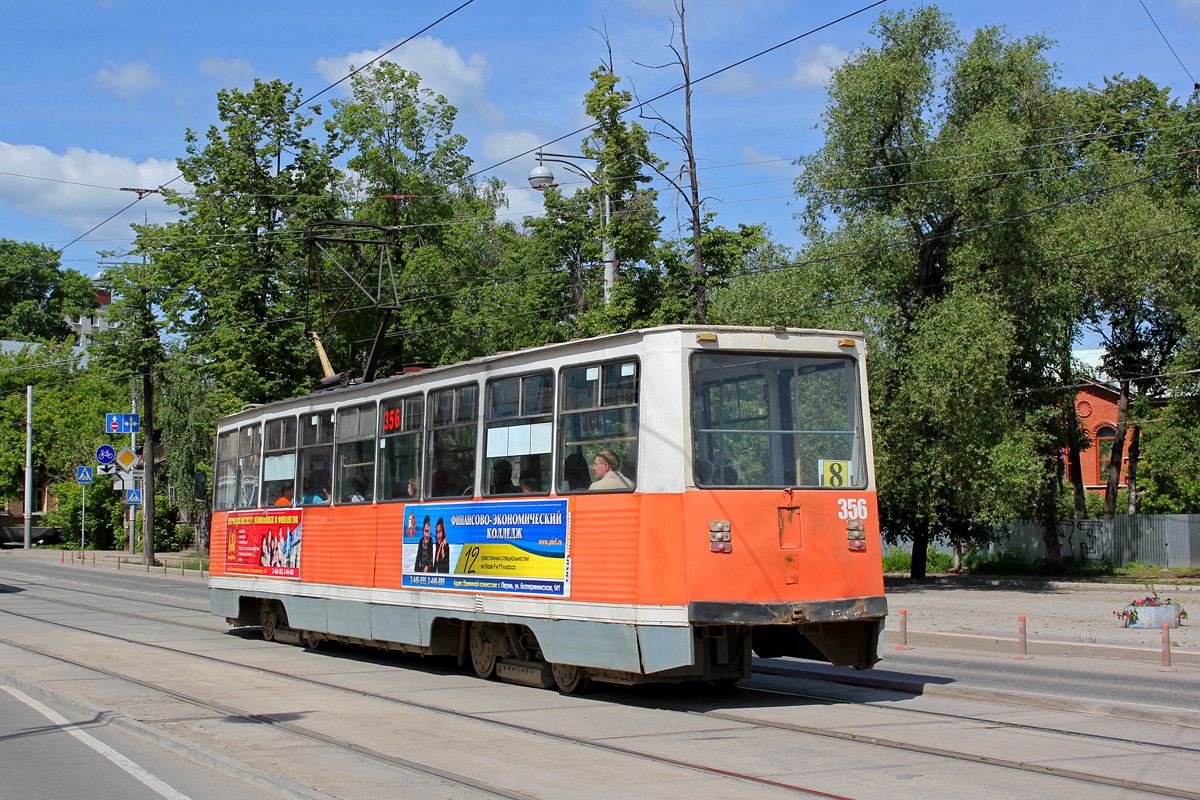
7;577;1200;754
1;582;1197;799
0;603;854;799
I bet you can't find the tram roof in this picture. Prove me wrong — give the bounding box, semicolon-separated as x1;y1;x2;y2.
218;324;865;426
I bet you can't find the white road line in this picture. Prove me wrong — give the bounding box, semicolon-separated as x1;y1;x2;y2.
1;685;194;800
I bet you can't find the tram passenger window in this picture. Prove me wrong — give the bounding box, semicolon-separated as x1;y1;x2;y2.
335;403;376;503
262;417;297;505
214;430;238;511
298;411;334;505
379;394;423;502
427;384;477;499
235;424;262;509
690;352;866;488
484;372;552;496
558;360;638;493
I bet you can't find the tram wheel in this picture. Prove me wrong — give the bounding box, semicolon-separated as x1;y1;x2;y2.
551;663;589;694
259;601;279;641
469;622;498;679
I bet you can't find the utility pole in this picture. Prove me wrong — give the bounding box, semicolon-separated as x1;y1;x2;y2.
23;385;32;549
139;287;157;567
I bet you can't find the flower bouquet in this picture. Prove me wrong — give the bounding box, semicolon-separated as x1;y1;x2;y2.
1114;592;1188;628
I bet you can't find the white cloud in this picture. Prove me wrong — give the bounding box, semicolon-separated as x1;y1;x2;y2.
706;69;762;95
740;146;797;178
785;44;849;90
94;60;163;101
313;36;505;124
198;57;258;88
0;142;179;235
480;129;548;222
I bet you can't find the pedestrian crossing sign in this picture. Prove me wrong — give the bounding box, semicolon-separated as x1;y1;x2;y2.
76;466;93;483
125;489;142;505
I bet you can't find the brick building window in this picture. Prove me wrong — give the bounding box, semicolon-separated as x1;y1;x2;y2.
1095;426;1116;481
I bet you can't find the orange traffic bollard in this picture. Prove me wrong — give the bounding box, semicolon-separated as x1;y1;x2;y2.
896;608;910;650
1014;615;1030;659
1161;623;1176;672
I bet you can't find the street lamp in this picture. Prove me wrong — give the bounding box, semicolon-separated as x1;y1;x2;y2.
528;148;617;303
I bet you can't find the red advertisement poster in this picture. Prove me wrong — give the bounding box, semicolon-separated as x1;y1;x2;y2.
225;509;303;579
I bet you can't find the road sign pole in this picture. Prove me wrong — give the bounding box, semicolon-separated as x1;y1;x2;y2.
24;386;32;549
81;481;86;552
129;391;137;554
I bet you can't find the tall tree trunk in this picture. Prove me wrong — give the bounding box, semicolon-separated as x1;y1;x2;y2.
676;1;706;323
1102;378;1131;520
909;530;928;580
1042;456;1062;572
1126;424;1140;515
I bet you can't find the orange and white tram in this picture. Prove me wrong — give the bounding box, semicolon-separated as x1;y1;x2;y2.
208;325;886;691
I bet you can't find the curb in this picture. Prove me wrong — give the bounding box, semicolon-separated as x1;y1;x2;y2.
753;660;1200;729
883;629;1200;666
0;668;336;800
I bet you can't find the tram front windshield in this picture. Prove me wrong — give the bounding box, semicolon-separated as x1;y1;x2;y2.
691;352;867;488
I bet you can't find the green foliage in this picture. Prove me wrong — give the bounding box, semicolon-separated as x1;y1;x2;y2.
43;478;124;550
0;240;95;342
881;546;953;574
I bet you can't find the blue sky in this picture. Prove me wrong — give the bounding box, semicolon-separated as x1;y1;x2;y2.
2;0;1199;277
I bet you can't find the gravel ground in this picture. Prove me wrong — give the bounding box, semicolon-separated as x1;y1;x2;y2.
883;578;1200;651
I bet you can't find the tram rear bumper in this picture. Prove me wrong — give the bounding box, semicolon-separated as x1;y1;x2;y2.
688;595;887;626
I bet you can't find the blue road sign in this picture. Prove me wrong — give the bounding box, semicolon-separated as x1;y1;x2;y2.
106;413;141;434
96;445;116;464
125;489;142;505
76;466;93;483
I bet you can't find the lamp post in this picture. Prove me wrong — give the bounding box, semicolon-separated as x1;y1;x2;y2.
528;148;617;302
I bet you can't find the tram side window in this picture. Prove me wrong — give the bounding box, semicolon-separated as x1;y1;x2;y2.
379;395;423;502
427;384;477;498
262;417;298;506
298;410;334;505
235;424;262;509
214;430;238;511
691;352;866;488
485;372;552;496
335;403;377;503
558;360;639;493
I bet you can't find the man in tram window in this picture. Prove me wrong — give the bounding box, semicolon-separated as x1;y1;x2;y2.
273;484;294;506
590;449;634;491
434;518;450;573
414;515;434;573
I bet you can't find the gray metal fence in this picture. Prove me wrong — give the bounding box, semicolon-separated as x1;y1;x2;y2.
986;515;1200;568
891;515;1200;568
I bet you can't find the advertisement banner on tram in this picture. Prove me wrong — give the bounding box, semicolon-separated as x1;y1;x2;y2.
224;509;303;579
400;499;570;597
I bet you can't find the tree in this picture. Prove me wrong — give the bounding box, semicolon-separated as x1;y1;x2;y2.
783;7;1077;577
131;78;343;409
0;239;95;343
1054;75;1198;518
526;64;663;336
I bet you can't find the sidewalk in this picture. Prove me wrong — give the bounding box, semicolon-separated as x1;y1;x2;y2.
883;576;1200;665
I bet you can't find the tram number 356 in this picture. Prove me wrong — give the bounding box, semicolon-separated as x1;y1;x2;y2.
837;498;869;520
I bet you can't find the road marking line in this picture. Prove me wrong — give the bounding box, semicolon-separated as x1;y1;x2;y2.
1;685;194;800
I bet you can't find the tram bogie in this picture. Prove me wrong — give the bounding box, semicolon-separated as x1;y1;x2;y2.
208;326;887;689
